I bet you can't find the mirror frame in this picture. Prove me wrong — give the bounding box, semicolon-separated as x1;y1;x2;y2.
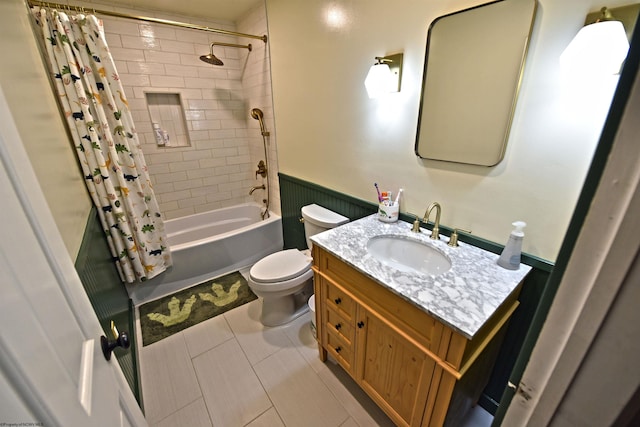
415;0;537;166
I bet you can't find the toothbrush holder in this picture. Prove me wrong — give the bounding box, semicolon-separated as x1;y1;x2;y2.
377;202;399;223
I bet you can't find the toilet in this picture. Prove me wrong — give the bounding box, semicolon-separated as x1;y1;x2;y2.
248;204;349;327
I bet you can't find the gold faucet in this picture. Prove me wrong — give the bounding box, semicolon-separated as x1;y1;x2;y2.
249;184;265;195
423;202;441;240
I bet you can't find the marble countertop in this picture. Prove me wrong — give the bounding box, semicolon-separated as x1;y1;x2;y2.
310;214;531;339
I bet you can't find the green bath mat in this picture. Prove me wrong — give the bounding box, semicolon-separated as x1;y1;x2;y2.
139;271;257;346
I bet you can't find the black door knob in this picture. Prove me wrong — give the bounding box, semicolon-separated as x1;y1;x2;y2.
334;297;342;304
357;321;365;328
101;331;130;361
335;323;342;330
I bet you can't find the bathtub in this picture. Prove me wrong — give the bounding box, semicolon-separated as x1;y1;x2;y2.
126;203;283;306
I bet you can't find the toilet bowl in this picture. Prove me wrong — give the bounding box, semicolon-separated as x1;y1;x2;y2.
247;204;349;327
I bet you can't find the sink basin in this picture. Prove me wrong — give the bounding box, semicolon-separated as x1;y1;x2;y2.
366;235;452;276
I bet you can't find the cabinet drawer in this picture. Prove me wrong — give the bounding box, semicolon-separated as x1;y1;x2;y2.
325;281;355;319
326;306;355;344
326;328;353;373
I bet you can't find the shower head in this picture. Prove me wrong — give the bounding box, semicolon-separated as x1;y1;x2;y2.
250;108;263;121
199;42;252;66
199;53;224;66
251;108;269;136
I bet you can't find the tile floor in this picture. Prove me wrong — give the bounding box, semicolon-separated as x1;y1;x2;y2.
135;269;494;427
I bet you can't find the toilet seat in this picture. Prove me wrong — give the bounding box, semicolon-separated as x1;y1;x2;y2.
249;249;313;291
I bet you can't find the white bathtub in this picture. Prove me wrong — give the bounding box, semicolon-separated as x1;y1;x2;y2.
126;203;283;306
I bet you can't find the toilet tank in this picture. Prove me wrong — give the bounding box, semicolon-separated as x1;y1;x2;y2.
301;204;349;249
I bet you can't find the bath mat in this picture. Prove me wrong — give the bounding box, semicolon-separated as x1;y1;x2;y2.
139;271;257;346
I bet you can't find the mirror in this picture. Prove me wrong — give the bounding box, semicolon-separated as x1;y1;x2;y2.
415;0;537;166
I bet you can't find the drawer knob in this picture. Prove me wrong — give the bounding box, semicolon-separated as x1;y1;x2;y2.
335;323;342;330
335;346;342;353
357;321;365;328
334;297;342;305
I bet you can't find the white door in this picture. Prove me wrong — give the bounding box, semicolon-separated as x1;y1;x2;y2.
0;88;147;426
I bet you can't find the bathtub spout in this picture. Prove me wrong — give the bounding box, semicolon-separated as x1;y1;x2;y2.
249;184;266;195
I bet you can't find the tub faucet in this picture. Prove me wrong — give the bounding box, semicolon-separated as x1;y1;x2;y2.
249;184;265;195
423;202;442;240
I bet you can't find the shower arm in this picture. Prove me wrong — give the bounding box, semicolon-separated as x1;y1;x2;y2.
208;42;253;53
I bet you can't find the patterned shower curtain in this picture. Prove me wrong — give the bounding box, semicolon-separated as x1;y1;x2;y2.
33;7;172;283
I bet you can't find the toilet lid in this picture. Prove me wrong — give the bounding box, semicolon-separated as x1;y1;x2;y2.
249;249;312;283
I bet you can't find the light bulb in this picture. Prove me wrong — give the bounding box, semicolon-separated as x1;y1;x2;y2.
560;20;629;75
364;63;394;98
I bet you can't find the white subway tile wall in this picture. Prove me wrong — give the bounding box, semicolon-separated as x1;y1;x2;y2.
95;2;278;219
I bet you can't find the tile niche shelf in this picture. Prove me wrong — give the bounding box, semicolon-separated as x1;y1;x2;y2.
145;92;190;148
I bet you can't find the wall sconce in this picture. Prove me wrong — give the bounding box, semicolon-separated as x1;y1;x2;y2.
560;4;639;75
364;53;403;98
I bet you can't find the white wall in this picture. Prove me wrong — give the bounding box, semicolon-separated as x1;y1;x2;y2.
0;0;91;258
266;0;630;261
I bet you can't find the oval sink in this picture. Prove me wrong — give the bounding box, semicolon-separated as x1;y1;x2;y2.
366;235;452;276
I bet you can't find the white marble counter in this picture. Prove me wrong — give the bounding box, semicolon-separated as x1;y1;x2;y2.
310;214;531;339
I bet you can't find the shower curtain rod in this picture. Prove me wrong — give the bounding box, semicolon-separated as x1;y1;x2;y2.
27;0;268;43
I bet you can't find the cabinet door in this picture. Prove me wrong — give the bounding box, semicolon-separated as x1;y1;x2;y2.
356;306;435;427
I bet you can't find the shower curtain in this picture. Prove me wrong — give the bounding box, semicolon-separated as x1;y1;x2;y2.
32;7;172;283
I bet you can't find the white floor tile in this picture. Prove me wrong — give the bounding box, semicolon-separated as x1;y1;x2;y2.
245;407;285;427
139;333;202;423
461;405;493;426
340;418;360;427
316;358;394;427
254;346;350;427
192;339;272;427
224;299;295;365
282;312;394;426
182;314;234;358
151;398;212;427
280;311;327;372
139;287;495;427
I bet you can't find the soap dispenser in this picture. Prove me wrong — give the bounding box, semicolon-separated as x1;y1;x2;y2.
497;221;526;270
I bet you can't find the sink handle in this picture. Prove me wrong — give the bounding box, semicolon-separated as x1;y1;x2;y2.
408;213;421;233
448;228;472;247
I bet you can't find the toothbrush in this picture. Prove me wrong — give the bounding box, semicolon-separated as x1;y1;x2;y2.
394;188;403;206
374;183;383;202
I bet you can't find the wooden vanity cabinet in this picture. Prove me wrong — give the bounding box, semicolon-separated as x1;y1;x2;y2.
312;246;521;427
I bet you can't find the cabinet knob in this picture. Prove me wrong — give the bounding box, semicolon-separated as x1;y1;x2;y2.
335;346;342;353
357;321;365;328
334;297;342;305
335;323;342;330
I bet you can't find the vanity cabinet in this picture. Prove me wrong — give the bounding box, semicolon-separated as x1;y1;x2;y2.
312;246;521;427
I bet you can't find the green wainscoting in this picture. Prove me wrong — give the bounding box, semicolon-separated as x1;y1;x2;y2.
74;208;141;405
278;172;553;414
279;174;378;250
